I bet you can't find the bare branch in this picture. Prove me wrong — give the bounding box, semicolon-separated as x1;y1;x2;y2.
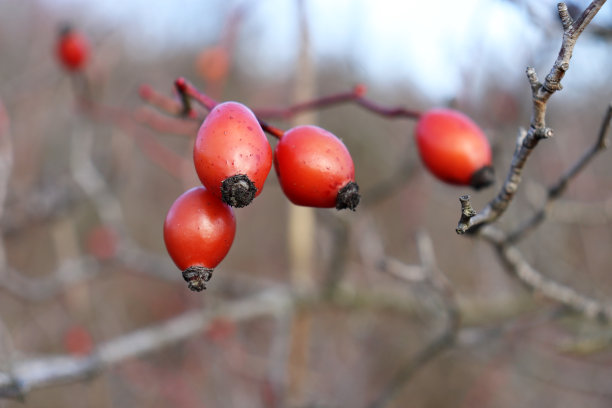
456;0;607;233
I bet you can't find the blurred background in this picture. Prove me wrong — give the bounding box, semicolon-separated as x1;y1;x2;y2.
1;0;612;407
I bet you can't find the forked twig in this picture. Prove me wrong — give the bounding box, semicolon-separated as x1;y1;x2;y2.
456;0;607;234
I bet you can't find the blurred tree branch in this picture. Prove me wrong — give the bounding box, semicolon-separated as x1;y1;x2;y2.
367;231;459;408
0;287;291;399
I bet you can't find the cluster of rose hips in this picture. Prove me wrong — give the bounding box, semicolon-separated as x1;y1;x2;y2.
163;101;360;291
53;27;494;292
164;100;494;292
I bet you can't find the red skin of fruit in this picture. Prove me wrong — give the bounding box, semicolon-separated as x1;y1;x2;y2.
193;102;272;199
415;108;492;185
57;30;89;71
164;186;236;271
274;125;355;208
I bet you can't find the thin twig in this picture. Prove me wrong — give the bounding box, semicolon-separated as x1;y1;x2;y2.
174;77;286;139
254;86;422;121
354;97;421;120
253;89;359;119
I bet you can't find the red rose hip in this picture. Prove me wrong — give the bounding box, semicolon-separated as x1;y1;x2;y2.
56;26;89;72
415;108;494;189
274;125;360;210
164;186;236;291
193;102;272;207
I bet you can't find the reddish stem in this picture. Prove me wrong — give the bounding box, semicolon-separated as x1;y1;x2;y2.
175;77;216;112
355;97;422;120
254;89;358;119
253;84;422;121
174;77;286;139
259;122;285;139
142;80;422;138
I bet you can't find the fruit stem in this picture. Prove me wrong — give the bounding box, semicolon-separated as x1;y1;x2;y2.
253;84;423;121
174;77;286;139
355;98;422;119
258;120;285;139
175;77;216;112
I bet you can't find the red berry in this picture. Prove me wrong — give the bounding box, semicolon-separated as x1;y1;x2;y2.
56;27;89;72
415;108;494;189
163;186;236;291
63;325;94;356
193;102;272;208
274;125;360;210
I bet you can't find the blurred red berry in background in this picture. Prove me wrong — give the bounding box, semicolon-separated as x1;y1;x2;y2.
56;26;90;72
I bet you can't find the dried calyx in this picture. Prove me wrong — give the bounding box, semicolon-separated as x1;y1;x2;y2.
182;266;213;292
469;166;495;190
221;174;257;208
336;181;361;211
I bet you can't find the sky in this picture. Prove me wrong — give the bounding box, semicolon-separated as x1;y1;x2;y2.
38;0;612;101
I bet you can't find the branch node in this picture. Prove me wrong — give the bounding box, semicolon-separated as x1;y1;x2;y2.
535;127;554;140
456;195;476;235
543;74;563;92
